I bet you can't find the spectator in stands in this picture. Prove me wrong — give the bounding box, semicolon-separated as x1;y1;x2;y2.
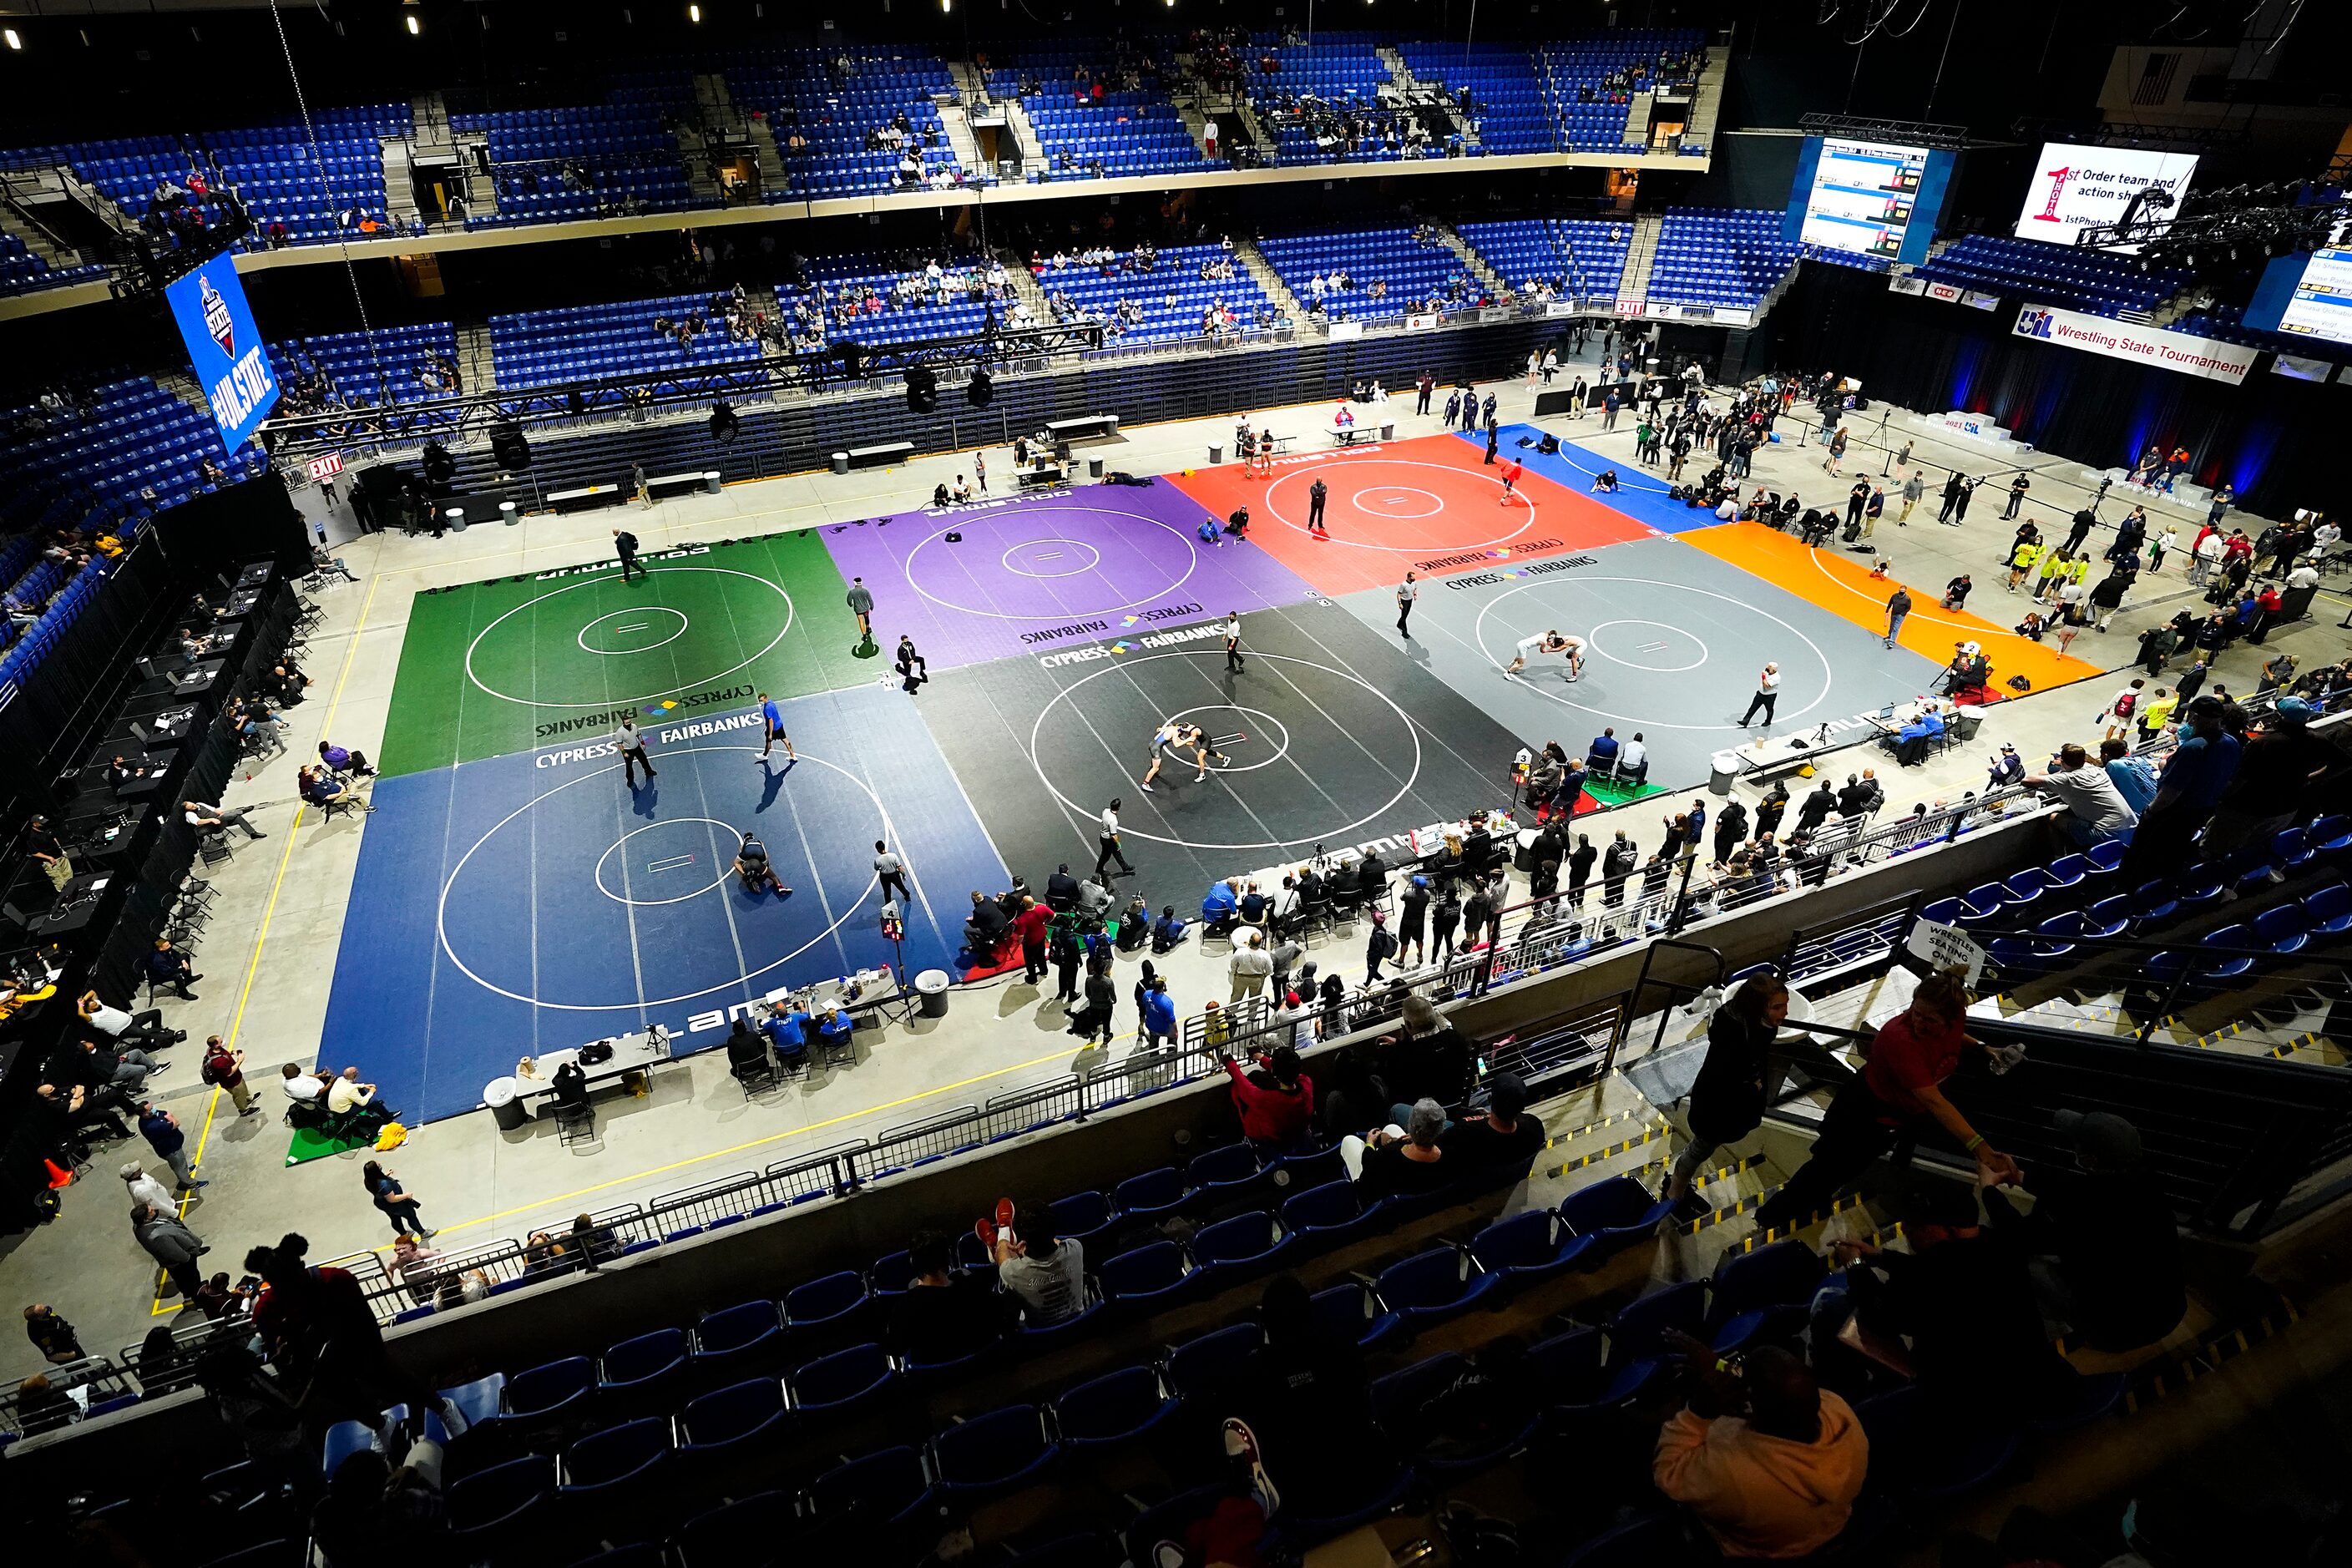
78;989;180;1054
1233;1274;1373;1510
314;1432;450;1568
2118;695;2240;883
889;1230;1005;1361
1440;1071;1544;1177
1344;1098;1452;1201
985;1198;1086;1324
1379;994;1473;1110
318;741;377;778
1982;1110;2185;1351
2201;697;2342;855
1831;1181;2072;1424
1654;1333;1867;1560
1664;977;1789;1217
1223;1044;1315;1148
2021;743;2139;847
1753;969;2020;1232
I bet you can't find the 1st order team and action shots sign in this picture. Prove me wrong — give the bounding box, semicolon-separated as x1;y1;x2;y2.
164;262;280;453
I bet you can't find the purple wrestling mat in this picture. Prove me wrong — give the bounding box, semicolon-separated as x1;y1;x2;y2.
817;483;1321;670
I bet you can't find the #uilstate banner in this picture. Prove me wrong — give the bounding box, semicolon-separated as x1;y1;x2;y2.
2012;303;2258;385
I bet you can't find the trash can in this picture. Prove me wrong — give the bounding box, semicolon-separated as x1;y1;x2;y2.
1380;421;1396;442
1208;443;1224;464
445;507;467;532
1708;751;1740;796
1088;457;1105;479
484;1076;528;1130
831;451;851;475
703;470;723;494
914;969;952;1018
1513;828;1540;873
1953;709;1985;743
499;501;518;525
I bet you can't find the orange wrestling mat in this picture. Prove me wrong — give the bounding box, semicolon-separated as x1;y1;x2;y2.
1681;522;2103;697
1167;432;1652;597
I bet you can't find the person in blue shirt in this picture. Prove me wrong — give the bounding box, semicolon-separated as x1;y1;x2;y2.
2098;738;2159;816
1586;727;1621;771
1150;905;1189;953
761;1004;812;1064
1139;976;1178;1051
1197;515;1224;546
1201;879;1240;925
814;1004;853;1059
756;692;795;762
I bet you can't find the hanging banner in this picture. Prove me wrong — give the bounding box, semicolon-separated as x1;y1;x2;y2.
164;263;279;451
1960;290;2002;311
1889;276;1928;296
1404;312;1441;331
2011;303;2257;384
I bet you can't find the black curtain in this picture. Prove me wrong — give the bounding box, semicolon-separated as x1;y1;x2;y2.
1759;264;2332;520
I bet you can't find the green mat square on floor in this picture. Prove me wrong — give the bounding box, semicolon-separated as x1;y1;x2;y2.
285;1125;377;1166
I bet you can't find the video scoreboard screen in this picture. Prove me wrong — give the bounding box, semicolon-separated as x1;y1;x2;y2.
2244;245;2352;348
1783;137;1955;267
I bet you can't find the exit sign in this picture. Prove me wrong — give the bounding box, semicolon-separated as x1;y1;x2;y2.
306;452;345;483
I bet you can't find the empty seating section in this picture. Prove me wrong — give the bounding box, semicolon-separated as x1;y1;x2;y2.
269;324;462;408
1399;44;1553;156
1459;218;1631;302
1909;235;2188;318
488;293;764;390
1;379;260;540
785;255;1004;349
732;48;961;199
1256;227;1490;320
455;104;695;227
1038;245;1278;347
1540;30;1704;152
2172;300;2352;365
205;108;409;243
0;232;105;296
987;46;1203;180
1649;207;1802;308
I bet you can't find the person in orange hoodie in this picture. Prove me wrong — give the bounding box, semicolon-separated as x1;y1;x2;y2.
1652;1333;1869;1559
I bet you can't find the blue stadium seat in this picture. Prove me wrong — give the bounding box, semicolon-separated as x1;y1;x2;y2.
680;1378;790;1470
1166;1323;1265;1404
1189;1211;1293;1282
810;1444;938;1527
790;1342;895;1414
1054;1364;1179;1449
1099;1239;1196;1307
931;1404;1060;1500
1557;1176;1673;1256
1706;1240;1825;1352
1308;1280;1409;1353
1281;1179;1385;1244
1601;1280;1707;1401
1468;1209;1598;1284
1373;1245;1502;1329
598;1327;688;1414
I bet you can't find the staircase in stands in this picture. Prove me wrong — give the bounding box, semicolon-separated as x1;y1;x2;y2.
1616;212;1663;310
1000;98;1049;170
937;99;989;183
1234;238;1306;320
0;176;93;275
456;323;498;396
1438;222;1512;302
743;118;790;200
1682;45;1731;152
683;76;740;205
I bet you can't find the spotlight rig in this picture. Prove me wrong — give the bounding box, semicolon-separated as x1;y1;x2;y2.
2078;189;2351;276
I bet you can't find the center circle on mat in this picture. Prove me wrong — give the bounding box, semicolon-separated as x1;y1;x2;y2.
592;817;736;906
903;505;1198;620
463;566;795;711
436;744;885;1012
1032;651;1422;850
1472;575;1832;731
1003;538;1103;579
1352;484;1443;519
1264;458;1538;554
1587;619;1708;674
578;605;690;655
1167;705;1292;773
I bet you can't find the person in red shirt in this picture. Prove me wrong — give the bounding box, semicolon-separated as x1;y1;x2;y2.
1500;460;1525;508
1013;898;1052;984
1753;969;2019;1232
1223;1045;1315;1147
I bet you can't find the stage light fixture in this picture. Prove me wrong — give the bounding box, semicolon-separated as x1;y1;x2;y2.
966;367;994;408
906;364;938;415
689;3;702;19
4;28;23;50
405;15;420;35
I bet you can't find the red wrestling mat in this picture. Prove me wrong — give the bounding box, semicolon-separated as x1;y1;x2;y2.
1167;433;1652;597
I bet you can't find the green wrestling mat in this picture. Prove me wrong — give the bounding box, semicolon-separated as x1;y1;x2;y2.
377;532;873;776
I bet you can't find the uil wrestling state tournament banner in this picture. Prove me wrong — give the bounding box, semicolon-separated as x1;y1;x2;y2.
2011;303;2257;385
164;262;279;452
